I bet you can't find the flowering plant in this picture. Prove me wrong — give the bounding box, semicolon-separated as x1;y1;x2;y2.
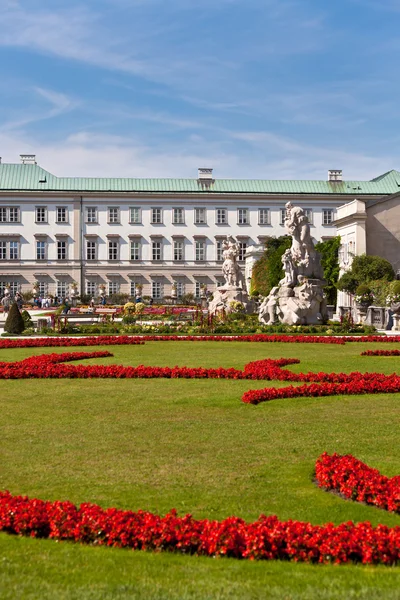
386;281;400;306
354;284;374;305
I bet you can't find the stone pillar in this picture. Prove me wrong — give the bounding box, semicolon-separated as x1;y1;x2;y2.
244;245;264;294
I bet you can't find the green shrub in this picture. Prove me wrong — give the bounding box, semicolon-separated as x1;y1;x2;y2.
21;310;33;328
337;254;395;294
4;303;25;334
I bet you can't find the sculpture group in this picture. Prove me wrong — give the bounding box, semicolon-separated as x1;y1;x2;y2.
259;202;327;325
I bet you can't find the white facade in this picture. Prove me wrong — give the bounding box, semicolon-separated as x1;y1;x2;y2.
3;159;394;300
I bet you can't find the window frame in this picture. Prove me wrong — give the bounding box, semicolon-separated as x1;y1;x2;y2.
258;208;271;225
36;240;47;261
194;207;207;225
130;240;141;261
173;240;184;261
56;206;68;224
35;206;48;224
151;207;163;224
57;240;67;261
129;207;141;224
108;207;120;224
152;240;162;261
195;240;206;262
216;208;228;225
172;207;184;225
322;209;334;225
237;208;249;225
108;240;119;261
86;207;98;224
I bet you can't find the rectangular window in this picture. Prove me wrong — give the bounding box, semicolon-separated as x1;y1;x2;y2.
323;209;334;225
9;207;19;223
259;208;270;225
108;281;119;295
238;208;249;225
280;208;286;226
195;282;202;298
56;207;67;223
152;281;162;299
152;241;162;261
36;241;46;260
176;282;185;297
35;207;47;223
216;208;227;225
108;207;120;224
129;207;141;224
173;240;184;261
151;208;162;224
0;241;19;260
130;240;140;261
86;281;97;296
0;207;20;222
38;282;47;297
216;241;223;261
0;281;19;296
86;207;97;223
57;240;67;260
108;241;119;260
173;208;184;224
56;281;68;299
130;281;137;297
304;208;313;225
238;242;247;261
86;241;97;261
9;241;19;260
195;240;206;261
194;207;207;224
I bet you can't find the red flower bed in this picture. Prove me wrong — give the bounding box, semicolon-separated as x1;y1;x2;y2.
1;481;400;564
361;349;400;356
316;453;400;514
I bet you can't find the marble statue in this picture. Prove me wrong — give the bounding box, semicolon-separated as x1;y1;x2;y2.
209;235;252;314
259;204;327;326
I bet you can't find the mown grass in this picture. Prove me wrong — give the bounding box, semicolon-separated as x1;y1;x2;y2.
0;340;400;599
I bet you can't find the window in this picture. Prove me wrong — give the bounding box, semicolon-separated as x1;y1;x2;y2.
108;207;120;224
56;281;68;299
0;207;20;223
57;240;67;260
216;280;224;288
173;208;184;224
130;207;141;224
35;207;47;223
176;282;185;297
86;281;97;296
151;281;162;299
194;207;207;224
9;241;19;260
0;241;19;260
108;241;119;260
36;240;46;260
195;240;206;261
216;241;223;261
38;282;47;296
238;208;249;225
56;207;67;223
173;240;184;261
151;208;162;224
0;281;19;296
152;240;162;261
130;240;141;261
216;208;227;224
238;242;247;261
323;209;334;225
304;208;313;225
86;207;97;223
280;208;286;226
259;208;270;225
86;241;97;261
130;281;137;297
195;282;202;298
108;281;119;295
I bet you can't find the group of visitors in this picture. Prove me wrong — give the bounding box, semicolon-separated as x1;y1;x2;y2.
1;290;22;315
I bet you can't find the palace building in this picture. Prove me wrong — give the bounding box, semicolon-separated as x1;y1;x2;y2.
0;154;399;300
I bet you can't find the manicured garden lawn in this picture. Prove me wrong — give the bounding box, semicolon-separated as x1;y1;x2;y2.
1;340;400;599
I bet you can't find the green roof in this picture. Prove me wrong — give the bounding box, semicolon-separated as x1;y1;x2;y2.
1;163;400;195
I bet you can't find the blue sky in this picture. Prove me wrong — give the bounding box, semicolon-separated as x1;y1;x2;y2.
1;0;400;179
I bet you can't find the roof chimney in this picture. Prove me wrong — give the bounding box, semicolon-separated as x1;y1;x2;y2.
328;169;342;182
20;154;37;165
198;167;213;180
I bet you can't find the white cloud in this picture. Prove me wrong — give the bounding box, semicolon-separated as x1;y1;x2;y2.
0;128;397;182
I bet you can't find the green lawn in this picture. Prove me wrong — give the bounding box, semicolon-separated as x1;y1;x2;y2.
1;340;400;599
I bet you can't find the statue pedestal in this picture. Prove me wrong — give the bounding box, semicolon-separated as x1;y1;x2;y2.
209;286;253;314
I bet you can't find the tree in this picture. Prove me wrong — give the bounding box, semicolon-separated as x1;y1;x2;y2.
251;236;291;296
4;302;25;334
337;254;395;294
315;236;341;305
